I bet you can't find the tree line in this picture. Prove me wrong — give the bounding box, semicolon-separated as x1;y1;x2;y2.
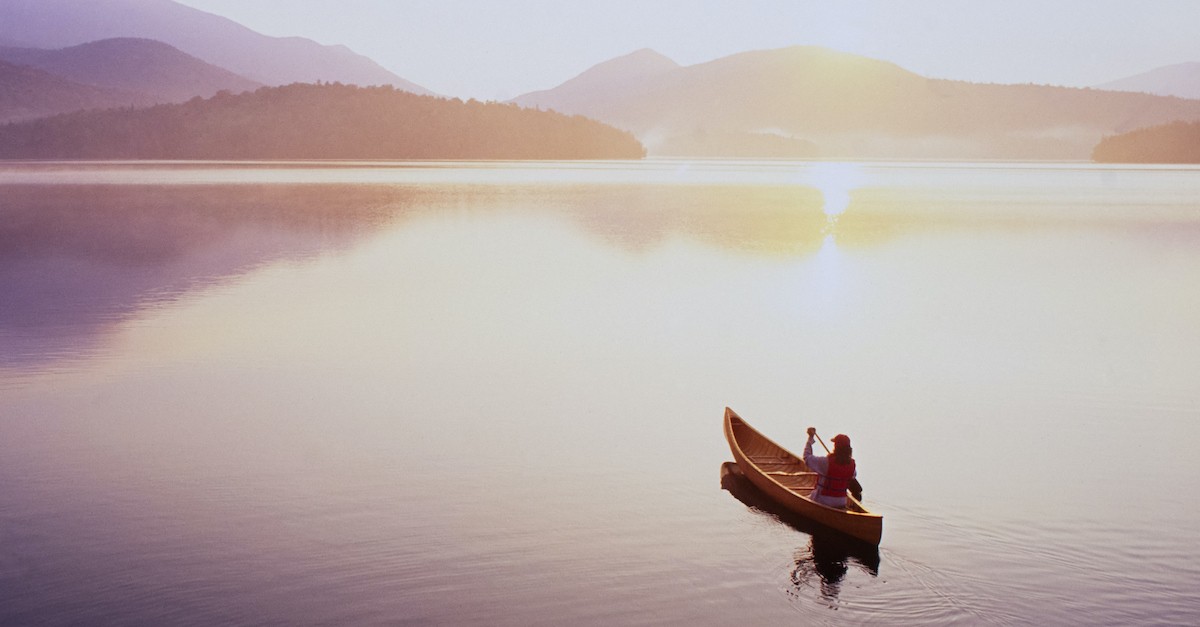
1093;120;1200;163
0;82;646;160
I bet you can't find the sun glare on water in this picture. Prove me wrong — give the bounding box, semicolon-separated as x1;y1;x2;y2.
806;162;864;219
804;161;864;245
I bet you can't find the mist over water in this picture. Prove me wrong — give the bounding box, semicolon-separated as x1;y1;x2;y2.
2;161;1199;625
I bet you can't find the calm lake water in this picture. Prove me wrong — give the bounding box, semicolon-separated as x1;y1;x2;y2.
2;160;1198;625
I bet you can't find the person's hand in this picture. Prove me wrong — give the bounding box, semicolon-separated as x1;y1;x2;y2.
806;427;816;437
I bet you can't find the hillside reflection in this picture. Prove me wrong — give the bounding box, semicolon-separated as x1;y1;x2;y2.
556;184;834;256
0;184;417;370
3;163;1045;374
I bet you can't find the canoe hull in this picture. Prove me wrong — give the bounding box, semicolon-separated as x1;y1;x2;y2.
723;407;883;545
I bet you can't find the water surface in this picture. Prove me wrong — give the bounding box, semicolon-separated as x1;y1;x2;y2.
2;160;1198;625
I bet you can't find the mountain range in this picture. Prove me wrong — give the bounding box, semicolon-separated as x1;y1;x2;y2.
0;37;265;122
0;38;260;102
0;58;157;123
0;0;431;93
1097;63;1200;100
513;46;1200;160
2;0;1200;160
0;83;646;160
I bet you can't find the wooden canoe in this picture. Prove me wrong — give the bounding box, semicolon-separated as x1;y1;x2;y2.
723;407;883;545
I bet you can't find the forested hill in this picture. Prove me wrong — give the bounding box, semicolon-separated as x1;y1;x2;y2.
0;83;646;159
1092;120;1200;163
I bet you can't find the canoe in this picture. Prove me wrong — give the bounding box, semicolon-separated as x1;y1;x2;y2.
720;461;881;574
723;407;883;545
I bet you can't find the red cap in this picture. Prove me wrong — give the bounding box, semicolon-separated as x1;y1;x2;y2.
831;434;851;447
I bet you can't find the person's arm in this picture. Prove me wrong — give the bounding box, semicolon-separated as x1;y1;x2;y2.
848;457;862;500
802;427;824;471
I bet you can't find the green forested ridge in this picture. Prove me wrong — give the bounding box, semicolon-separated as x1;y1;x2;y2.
0;82;646;159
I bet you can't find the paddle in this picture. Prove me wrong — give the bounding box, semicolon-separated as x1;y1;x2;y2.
813;431;832;455
811;429;863;501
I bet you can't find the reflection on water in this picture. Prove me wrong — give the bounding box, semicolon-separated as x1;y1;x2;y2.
11;159;1194;379
720;462;879;604
2;161;1200;625
0;174;856;377
0;184;415;373
807;161;863;242
806;161;863;218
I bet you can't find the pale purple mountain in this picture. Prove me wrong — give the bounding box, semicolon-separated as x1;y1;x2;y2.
1097;63;1200;100
0;59;155;123
0;0;434;94
512;48;679;112
0;38;261;102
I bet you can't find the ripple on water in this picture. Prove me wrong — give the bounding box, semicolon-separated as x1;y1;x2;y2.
719;463;1009;625
871;504;1200;625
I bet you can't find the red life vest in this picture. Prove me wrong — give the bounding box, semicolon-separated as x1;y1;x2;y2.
819;456;856;498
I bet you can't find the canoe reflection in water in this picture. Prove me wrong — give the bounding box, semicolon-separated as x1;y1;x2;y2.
720;462;880;601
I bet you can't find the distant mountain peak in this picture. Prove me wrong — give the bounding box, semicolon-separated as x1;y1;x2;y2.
570;48;680;83
0;58;155;123
60;36;173;51
510;48;679;109
0;0;434;94
0;37;261;102
512;44;1200;160
619;48;679;67
1098;62;1200;100
708;45;920;78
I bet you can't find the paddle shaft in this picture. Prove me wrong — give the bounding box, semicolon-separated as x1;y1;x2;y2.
813;432;832;455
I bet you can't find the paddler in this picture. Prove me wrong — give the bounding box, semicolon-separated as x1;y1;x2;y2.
804;427;863;508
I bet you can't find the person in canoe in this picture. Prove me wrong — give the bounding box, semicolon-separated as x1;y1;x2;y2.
804;428;864;508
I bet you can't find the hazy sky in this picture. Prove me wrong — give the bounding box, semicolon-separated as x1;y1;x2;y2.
174;0;1200;100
